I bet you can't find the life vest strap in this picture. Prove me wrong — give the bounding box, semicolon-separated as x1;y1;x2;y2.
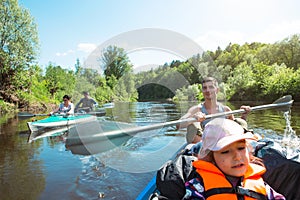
205;186;267;200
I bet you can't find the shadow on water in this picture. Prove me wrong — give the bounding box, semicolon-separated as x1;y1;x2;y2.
0;101;300;199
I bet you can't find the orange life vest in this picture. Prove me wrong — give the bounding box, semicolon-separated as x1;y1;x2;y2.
193;160;267;200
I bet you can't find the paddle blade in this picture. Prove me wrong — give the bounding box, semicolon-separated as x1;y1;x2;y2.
273;95;292;104
17;112;35;118
102;102;114;109
17;112;50;119
273;95;294;112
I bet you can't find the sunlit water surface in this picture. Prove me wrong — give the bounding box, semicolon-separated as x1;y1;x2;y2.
0;101;299;200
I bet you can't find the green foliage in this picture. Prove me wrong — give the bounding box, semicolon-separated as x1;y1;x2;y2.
72;76;96;103
136;67;190;101
14;65;54;110
113;72;138;102
173;84;201;102
173;35;300;102
78;68;102;87
257;34;300;70
175;61;195;84
226;62;255;100
292;69;300;100
156;68;189;93
0;0;39;103
2;20;300;114
263;64;298;99
72;59;101;103
44;63;76;100
29;78;50;102
95;77;114;104
106;74;118;89
101;45;133;80
0;100;15;114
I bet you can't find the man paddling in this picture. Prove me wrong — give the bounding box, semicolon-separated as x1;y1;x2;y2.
75;91;98;113
178;77;250;143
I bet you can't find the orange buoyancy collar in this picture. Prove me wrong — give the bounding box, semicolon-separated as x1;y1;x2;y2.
193;160;267;200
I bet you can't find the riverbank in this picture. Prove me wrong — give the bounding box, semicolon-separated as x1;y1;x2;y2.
0;100;56;116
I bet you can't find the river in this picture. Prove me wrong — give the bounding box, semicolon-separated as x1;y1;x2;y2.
0;101;299;200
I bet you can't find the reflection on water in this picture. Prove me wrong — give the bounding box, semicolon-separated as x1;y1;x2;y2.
0;117;46;200
0;101;300;199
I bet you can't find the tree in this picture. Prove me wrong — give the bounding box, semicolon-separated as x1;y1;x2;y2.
95;77;114;104
74;58;82;75
176;61;196;84
226;62;255;100
101;45;133;81
113;72;138;101
0;0;39;103
263;63;298;99
44;63;75;100
256;34;300;70
275;34;300;70
73;76;96;103
173;84;201;102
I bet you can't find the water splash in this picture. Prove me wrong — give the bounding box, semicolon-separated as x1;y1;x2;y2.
279;110;300;160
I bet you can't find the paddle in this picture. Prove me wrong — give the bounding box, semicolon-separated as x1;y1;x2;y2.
73;95;294;140
17;112;51;118
102;102;115;109
17;110;106;119
75;106;106;115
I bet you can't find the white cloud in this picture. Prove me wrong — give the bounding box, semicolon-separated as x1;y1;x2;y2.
77;43;97;53
195;20;300;51
54;43;97;58
128;49;183;69
55;49;74;57
252;20;300;44
195;31;246;51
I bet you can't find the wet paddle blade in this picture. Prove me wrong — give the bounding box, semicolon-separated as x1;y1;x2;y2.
273;95;293;112
273;95;294;112
273;95;292;104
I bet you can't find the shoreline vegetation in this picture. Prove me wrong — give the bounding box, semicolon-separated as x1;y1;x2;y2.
1;1;300;115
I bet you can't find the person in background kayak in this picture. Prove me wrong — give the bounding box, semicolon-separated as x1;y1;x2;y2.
75;91;98;113
183;118;285;200
178;77;250;132
50;95;75;115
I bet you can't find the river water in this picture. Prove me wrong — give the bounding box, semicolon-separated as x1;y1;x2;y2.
0;101;299;200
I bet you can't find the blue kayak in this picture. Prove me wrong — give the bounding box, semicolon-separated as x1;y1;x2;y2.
27;114;97;132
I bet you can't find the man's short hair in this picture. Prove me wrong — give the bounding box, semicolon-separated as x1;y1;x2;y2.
202;77;218;88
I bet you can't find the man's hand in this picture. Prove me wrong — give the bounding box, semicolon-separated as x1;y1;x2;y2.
240;105;251;120
193;112;206;122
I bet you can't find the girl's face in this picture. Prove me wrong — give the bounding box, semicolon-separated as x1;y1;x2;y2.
213;140;250;177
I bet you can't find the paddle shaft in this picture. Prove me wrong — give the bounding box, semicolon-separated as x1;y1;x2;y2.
18;113;51;117
204;100;294;119
18;111;105;118
80;99;294;139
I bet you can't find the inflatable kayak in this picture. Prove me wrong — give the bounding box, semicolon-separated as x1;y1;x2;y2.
137;139;300;200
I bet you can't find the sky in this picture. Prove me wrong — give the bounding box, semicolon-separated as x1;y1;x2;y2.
18;0;300;72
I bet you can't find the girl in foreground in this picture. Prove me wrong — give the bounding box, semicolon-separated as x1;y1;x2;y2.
183;118;285;200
